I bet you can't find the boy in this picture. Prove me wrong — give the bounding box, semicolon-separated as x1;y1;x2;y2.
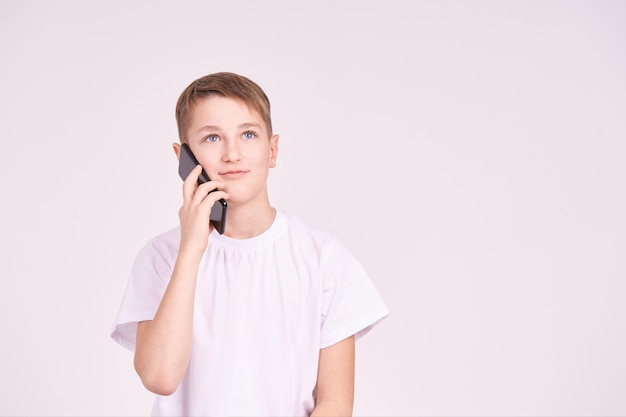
111;72;389;416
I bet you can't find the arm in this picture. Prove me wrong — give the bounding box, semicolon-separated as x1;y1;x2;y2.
311;335;355;417
134;164;228;396
133;250;201;395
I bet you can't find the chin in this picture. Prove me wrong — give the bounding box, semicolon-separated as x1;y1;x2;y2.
222;194;247;206
228;191;266;208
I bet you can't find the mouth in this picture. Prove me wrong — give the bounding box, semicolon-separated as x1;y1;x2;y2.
219;170;248;179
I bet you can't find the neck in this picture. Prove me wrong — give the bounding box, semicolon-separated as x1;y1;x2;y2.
222;203;276;239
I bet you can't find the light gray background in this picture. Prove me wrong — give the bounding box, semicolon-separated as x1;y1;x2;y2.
1;1;624;416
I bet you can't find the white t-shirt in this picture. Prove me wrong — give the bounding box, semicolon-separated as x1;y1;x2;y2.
111;210;389;417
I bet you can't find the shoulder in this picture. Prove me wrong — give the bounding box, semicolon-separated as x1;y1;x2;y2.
278;210;352;262
280;210;335;245
134;225;181;266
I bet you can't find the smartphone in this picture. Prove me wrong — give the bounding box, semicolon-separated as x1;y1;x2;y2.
178;143;228;234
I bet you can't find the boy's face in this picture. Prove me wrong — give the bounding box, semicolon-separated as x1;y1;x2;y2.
176;95;278;207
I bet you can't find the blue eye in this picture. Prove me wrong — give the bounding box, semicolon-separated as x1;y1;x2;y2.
243;131;256;140
205;134;219;143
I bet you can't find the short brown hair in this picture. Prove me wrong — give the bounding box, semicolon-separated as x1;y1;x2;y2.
175;72;272;142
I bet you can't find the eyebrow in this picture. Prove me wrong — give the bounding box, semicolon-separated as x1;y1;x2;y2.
195;122;263;134
239;122;263;131
195;125;221;133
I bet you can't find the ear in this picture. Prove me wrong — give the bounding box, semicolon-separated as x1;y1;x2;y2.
269;134;279;168
172;143;181;161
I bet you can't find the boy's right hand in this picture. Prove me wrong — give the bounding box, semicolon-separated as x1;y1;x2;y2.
178;165;229;255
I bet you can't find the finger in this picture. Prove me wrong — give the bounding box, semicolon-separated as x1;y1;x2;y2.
182;165;203;203
185;189;229;229
190;181;226;206
198;192;229;223
198;190;230;210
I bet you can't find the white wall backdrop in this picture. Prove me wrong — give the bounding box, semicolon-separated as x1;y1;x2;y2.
1;1;624;416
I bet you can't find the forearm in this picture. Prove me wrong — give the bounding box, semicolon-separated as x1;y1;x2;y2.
311;336;355;417
311;400;353;417
134;249;202;395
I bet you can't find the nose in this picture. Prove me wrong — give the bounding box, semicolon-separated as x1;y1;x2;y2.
222;138;241;162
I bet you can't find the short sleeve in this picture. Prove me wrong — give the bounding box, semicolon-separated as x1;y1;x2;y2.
110;238;173;352
319;238;390;348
